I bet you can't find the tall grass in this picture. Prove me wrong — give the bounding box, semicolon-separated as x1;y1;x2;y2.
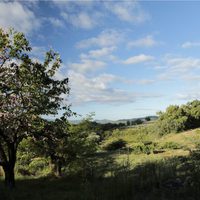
2;127;200;200
2;150;200;200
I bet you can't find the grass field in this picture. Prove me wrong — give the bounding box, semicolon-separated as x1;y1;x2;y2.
1;126;200;200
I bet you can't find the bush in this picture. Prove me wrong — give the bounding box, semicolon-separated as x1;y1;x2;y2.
103;139;126;151
17;154;32;166
131;119;143;125
160;142;181;150
29;157;49;175
156;100;200;135
143;141;153;146
131;143;145;154
17;168;32;176
131;142;156;154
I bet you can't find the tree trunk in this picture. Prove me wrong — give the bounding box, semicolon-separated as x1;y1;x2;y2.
3;164;15;189
2;143;17;189
56;161;62;177
49;158;54;173
50;155;62;177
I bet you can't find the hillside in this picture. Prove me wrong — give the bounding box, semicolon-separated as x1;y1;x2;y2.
100;126;200;168
1;125;200;200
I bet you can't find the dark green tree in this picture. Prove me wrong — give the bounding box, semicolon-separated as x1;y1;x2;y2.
183;100;200;129
26;115;99;177
145;116;151;121
0;28;71;187
157;105;188;135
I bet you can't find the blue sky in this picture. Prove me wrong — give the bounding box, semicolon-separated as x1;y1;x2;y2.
1;1;200;120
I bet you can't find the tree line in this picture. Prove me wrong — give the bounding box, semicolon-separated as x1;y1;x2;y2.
157;100;200;135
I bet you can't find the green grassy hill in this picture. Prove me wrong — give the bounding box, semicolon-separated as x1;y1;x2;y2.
100;125;200;168
2;125;200;200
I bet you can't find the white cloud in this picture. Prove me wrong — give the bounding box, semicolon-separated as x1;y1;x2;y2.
0;2;40;34
80;46;117;60
69;59;106;74
61;11;101;29
52;0;102;29
53;0;149;29
128;35;158;48
136;79;155;85
68;70;160;105
76;30;123;49
31;46;47;58
157;56;200;81
166;57;200;73
48;17;64;28
53;65;68;81
182;41;200;48
176;91;200;101
104;1;150;23
52;0;93;10
183;75;200;81
123;54;154;65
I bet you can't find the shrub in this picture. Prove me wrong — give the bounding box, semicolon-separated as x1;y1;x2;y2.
131;119;143;125
17;154;32;166
143;141;153;146
160;142;181;150
156;100;200;135
17;168;32;176
131;143;145;154
103;139;127;151
131;142;156;154
29;157;49;175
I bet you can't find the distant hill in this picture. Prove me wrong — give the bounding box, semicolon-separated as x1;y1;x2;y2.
115;116;158;125
70;116;158;124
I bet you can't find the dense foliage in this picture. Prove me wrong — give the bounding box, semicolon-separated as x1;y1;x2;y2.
0;28;71;187
157;100;200;135
16;117;100;177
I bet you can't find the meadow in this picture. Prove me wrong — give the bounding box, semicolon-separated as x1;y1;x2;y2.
1;124;200;200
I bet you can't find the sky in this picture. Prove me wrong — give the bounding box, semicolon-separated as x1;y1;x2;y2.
1;0;200;120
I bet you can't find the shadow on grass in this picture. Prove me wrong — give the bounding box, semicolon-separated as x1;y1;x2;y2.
2;151;200;200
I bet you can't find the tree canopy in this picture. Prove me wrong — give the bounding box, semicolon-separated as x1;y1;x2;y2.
0;28;71;187
157;100;200;135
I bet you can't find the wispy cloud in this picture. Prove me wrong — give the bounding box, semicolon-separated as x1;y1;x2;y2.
182;41;200;48
31;46;47;58
165;57;200;73
104;1;150;24
61;11;101;29
69;59;106;74
183;75;200;81
157;56;200;80
0;2;40;34
48;17;64;28
136;79;155;85
52;0;149;30
123;54;154;65
76;30;123;49
176;90;200;101
68;70;161;105
52;0;102;29
80;46;117;61
52;0;93;10
128;35;158;48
